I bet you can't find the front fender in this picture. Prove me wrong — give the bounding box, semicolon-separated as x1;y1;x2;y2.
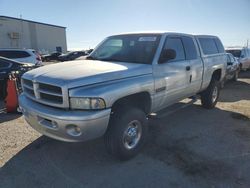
69;74;154;108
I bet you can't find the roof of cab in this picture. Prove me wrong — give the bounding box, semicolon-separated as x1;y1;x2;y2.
195;35;218;38
111;31;218;38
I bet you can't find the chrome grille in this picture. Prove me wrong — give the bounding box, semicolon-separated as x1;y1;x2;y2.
22;78;65;107
39;83;62;93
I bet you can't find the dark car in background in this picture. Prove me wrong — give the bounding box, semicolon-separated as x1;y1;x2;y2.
0;57;35;99
85;49;93;55
42;52;62;62
58;51;86;62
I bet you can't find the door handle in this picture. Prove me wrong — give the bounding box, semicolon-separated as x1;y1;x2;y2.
186;66;191;71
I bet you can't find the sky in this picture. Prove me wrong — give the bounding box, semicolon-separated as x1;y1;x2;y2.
0;0;249;50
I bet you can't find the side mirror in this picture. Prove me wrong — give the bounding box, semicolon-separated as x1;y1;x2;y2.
159;49;176;64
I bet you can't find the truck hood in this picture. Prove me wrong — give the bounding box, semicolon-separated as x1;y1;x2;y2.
23;60;152;89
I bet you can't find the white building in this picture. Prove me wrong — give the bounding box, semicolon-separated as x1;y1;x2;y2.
0;16;67;53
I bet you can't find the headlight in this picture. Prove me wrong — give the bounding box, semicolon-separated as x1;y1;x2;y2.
70;97;106;110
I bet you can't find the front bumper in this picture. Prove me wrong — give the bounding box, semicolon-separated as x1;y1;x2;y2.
19;94;111;142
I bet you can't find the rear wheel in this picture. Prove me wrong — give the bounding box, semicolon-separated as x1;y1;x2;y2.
200;79;220;109
105;106;148;161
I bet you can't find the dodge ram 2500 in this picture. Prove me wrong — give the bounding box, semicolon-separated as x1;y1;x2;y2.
19;32;227;160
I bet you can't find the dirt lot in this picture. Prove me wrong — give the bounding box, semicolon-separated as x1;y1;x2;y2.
0;71;249;188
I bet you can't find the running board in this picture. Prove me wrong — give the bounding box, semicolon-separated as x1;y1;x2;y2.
149;96;199;119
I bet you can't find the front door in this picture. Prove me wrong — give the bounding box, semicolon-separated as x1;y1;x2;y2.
152;35;191;111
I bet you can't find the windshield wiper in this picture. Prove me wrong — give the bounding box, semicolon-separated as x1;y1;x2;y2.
86;56;121;62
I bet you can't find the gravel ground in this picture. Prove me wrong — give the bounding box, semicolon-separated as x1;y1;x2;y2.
0;71;249;188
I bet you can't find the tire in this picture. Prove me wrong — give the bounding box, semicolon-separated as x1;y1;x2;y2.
200;79;220;109
105;106;148;161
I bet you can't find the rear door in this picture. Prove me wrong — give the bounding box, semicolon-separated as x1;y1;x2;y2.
181;36;203;95
196;37;226;88
153;35;191;110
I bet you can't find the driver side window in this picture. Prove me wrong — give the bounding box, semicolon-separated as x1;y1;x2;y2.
161;37;185;63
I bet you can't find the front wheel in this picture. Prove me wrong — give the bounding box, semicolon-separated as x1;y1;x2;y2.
200;80;220;109
104;107;148;161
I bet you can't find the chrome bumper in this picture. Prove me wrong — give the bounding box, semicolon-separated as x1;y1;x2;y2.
19;94;111;142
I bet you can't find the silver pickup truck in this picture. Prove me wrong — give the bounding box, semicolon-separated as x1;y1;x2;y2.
19;32;227;160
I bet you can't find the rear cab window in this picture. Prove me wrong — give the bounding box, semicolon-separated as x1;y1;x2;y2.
198;37;219;55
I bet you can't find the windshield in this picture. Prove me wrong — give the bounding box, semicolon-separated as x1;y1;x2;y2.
226;50;241;58
89;34;161;64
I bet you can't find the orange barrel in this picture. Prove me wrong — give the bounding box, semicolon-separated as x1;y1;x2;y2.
5;78;19;113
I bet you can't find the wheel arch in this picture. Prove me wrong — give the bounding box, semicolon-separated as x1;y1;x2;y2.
211;69;222;81
111;92;152;115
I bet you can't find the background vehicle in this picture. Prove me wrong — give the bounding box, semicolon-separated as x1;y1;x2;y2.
0;49;42;66
58;51;86;61
0;57;34;100
224;53;240;82
42;52;61;61
85;49;93;55
20;32;227;160
226;47;250;70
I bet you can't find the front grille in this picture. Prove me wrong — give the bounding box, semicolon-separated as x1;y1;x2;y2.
39;83;62;93
24;87;35;96
40;93;63;103
22;79;33;87
22;78;65;107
